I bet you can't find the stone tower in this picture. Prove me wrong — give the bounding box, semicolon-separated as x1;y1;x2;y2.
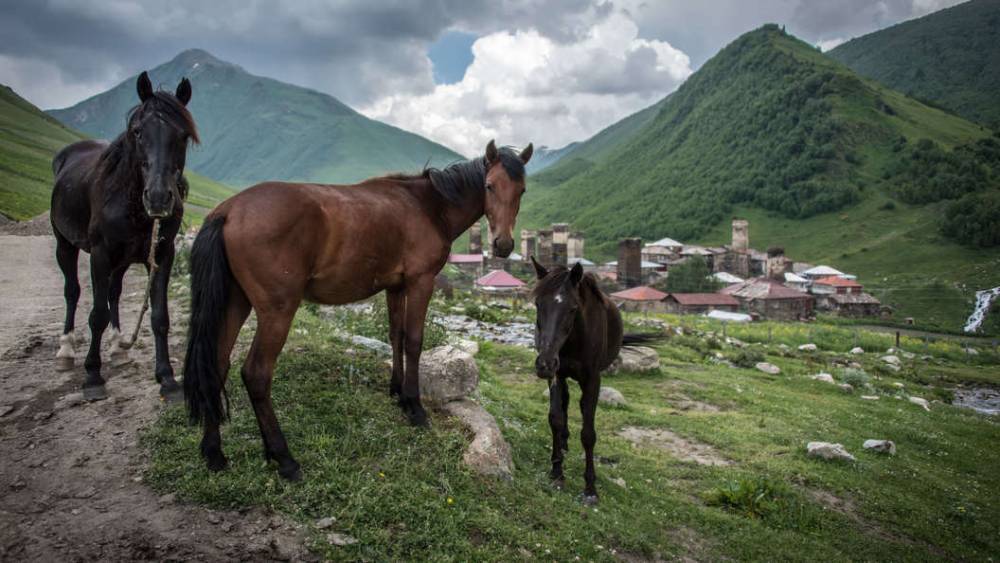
469;221;482;255
618;238;642;288
731;219;749;252
520;229;537;261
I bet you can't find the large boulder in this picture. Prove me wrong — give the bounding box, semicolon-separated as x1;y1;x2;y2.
850;347;864;355
599;386;627;407
880;355;900;366
608;346;660;374
415;345;479;405
806;442;856;462
442;399;514;479
755;362;781;375
863;439;896;455
798;343;818;352
811;373;836;384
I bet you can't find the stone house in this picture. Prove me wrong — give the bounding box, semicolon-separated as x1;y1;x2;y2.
721;278;815;321
662;293;741;315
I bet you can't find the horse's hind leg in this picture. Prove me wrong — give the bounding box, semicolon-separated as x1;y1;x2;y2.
579;375;600;505
82;248;112;400
242;308;301;480
386;289;405;397
106;266;130;365
201;289;251;472
548;376;569;488
54;232;80;372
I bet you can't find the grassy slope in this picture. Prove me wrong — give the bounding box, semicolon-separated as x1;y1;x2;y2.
517;25;997;332
144;301;1000;561
0;84;235;225
48;49;464;188
828;0;1000;129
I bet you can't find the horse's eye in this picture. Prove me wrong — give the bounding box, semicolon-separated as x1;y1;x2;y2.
485;183;494;192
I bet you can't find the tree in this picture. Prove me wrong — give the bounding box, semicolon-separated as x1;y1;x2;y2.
661;256;723;293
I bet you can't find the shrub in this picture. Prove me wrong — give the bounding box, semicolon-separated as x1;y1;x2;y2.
705;476;821;531
728;348;765;368
839;367;870;388
879;200;896;211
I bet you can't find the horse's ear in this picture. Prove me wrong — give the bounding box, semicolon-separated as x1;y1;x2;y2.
137;71;153;102
176;77;192;106
569;261;583;286
530;255;548;279
520;142;533;164
485;139;499;164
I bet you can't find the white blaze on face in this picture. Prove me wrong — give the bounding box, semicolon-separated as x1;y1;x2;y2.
554;294;564;304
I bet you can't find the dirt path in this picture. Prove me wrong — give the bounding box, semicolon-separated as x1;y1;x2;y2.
0;234;313;562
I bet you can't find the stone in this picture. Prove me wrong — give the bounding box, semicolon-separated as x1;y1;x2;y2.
798;343;818;352
755;362;781;375
32;411;53;421
883;363;901;373
451;338;479;356
892;382;905;388
908;396;931;411
811;373;836;384
333;331;392;356
442;399;514;479
880;355;900;365
158;493;177;504
207;512;222;524
326;533;358;547
608;346;660;374
0;405;14;417
860;395;879;401
611;477;627;488
416;345;479;406
599;387;627;407
54;393;84;411
863;439;896;455
315;517;336;529
849;361;863;369
965;347;979;356
838;383;854;393
806;442;856;462
850;347;864;355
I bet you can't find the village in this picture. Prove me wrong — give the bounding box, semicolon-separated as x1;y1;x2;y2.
447;218;886;322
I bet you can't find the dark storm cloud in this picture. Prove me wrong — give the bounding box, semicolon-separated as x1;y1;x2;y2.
0;0;601;108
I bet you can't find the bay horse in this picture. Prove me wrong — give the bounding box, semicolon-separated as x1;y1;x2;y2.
183;140;533;480
50;71;197;402
531;257;623;504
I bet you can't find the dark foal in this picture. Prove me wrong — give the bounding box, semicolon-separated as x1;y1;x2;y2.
531;258;623;504
50;71;197;401
184;141;532;481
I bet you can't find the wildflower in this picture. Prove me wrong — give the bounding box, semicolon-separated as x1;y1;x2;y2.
447;497;454;505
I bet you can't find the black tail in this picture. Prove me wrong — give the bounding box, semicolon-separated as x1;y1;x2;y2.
622;332;664;346
183;215;231;427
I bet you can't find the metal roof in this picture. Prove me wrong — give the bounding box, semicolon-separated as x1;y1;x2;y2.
475;269;526;288
610;286;668;301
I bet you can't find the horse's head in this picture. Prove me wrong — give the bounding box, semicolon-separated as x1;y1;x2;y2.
483;140;532;257
531;257;584;379
129;71;198;218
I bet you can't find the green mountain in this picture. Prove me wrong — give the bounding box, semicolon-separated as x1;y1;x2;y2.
828;0;1000;129
48;49;463;188
519;24;1000;331
0;84;235;224
525;143;578;174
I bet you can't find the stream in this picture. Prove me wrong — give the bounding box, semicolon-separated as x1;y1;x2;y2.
964;286;1000;333
952;387;1000;416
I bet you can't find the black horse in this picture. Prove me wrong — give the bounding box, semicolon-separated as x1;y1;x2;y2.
50;71;198;401
531;257;624;504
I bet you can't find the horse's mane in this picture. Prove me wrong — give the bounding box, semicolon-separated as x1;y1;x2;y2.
96;91;199;198
383;147;525;205
531;265;602;302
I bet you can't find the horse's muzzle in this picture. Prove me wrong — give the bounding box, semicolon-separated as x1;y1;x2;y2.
493;236;514;258
535;355;559;379
143;188;175;218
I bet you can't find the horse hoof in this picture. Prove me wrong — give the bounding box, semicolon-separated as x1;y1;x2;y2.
278;464;303;482
55;357;75;372
407;409;429;428
159;385;183;405
205;455;229;472
581;493;599;506
82;385;108;402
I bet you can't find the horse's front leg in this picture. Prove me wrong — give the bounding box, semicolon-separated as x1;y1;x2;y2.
580;373;600;505
150;244;181;401
386;289;405;398
548;376;569;488
106;266;130;365
82;248;112;401
399;275;435;426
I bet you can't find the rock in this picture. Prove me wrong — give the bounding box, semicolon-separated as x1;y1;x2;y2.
599;386;627;407
333;331;392;356
883;363;901;373
755;362;781;375
315;517;336;529
908;396;931;411
849;361;863;369
860;395;879;401
326;532;358;547
863;439;896;455
850;347;864;355
442;399;514;479
270;535;298;561
838;383;854;393
158;493;177;504
451;339;479;356
811;373;836;384
965;347;979;356
207;512;222;525
881;355;900;365
806;442;856;462
798;343;817;352
416;345;479;405
611;477;627;488
892;382;905;388
608;346;660;374
54;393;84;411
0;405;14;417
901;351;915;360
32;411;53;421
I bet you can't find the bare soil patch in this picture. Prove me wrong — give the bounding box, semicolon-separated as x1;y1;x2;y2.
617;426;731;466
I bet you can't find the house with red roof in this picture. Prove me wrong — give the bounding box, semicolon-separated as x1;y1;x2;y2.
811;275;863;295
721;278;814;321
609;286;668;312
475;269;527;294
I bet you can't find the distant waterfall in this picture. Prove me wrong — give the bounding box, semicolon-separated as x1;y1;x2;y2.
964;286;1000;333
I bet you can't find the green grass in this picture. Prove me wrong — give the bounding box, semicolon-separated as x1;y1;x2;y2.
0;83;236;225
144;303;1000;561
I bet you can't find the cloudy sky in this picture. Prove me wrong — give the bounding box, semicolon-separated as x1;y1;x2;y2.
0;0;964;155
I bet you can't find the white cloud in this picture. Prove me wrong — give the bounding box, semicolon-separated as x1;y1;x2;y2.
816;37;847;51
0;55;121;109
361;11;692;156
